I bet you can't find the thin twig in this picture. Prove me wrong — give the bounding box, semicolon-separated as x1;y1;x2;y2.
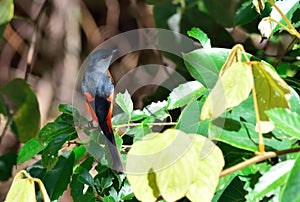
0;116;12;144
220;147;300;177
113;122;177;128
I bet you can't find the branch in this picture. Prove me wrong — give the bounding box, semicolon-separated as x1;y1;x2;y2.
220;147;300;177
114;122;177;128
0;116;12;144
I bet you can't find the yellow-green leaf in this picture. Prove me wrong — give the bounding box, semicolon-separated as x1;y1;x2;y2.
126;129;224;202
201;62;253;120
252;62;290;133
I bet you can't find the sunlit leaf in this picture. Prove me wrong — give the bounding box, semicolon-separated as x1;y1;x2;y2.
0;0;14;25
187;27;211;48
126;129;224;202
280;154;300;201
201;62;253;120
252;0;265;14
5;178;36;202
252;62;290;133
266;108;300;139
183;48;231;88
18;138;46;164
143;100;168;121
246;160;295;201
167;81;204;110
270;0;300;34
115;90;133;115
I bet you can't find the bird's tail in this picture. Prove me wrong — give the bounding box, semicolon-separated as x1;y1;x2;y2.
98;123;124;174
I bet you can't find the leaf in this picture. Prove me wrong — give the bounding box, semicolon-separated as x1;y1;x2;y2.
127;124;152;142
209;120;292;152
280;154;300;201
0;79;40;142
252;62;291;133
270;0;300;34
266;108;300;139
183;48;231;88
187;27;211;48
246;160;295;201
126;129;224;202
58;104;79;116
176;100;209;136
115;90;133;115
5;178;36;202
86;140;105;161
234;1;258;26
167;81;204;110
0;152;17;181
18;138;46;164
143;100;168;121
215;176;248;202
42;134;70;170
201;62;253;120
39;122;76;145
252;0;265;14
0;0;14;25
42;151;75;200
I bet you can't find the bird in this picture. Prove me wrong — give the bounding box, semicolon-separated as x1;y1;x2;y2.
82;49;124;173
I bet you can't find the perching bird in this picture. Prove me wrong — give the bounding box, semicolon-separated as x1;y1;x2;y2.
82;49;124;173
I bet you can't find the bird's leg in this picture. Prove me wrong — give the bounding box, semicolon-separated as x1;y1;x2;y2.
88;120;94;128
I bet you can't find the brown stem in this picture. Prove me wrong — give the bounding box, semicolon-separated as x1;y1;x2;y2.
220;147;300;177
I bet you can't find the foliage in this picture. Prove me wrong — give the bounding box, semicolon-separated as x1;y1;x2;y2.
1;0;300;202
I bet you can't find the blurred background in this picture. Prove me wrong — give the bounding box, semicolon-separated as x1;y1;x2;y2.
0;0;299;200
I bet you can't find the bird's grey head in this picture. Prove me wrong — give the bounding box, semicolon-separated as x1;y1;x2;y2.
87;49;117;72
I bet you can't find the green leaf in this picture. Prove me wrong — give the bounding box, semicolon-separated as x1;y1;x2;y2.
216;176;248;202
78;169;94;187
58;104;79;116
115;90;133;115
270;0;300;34
143;100;168;121
119;180;134;200
86;140;105;161
187;27;211;48
183;48;231;88
246;160;295;201
38;122;76;145
42;151;75;200
167;81;204;110
266;108;300;139
201;62;253;120
0;152;17;181
18;138;46;164
126;124;152;142
42;134;70;170
203;0;237;27
176;100;209;136
210;119;292;152
0;79;40;142
73;145;86;163
280;154;300;201
0;0;14;25
126;129;224;202
252;62;290;133
234;1;258;26
70;174;85;200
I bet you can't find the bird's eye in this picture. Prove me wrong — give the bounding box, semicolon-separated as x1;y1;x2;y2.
102;54;108;59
